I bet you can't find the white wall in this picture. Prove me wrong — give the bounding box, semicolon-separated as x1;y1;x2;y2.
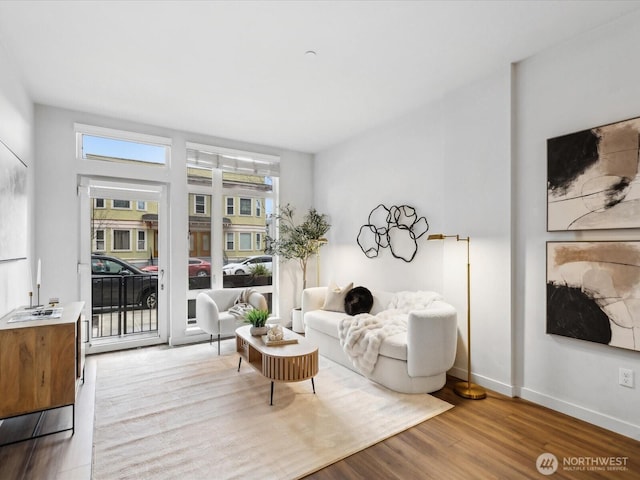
0;42;34;317
515;12;640;439
442;68;513;392
33;105;312;343
314;101;446;294
315;12;640;440
314;72;513;394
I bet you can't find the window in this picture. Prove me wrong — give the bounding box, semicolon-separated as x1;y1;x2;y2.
240;198;252;216
77;124;170;166
137;201;146;211
112;199;131;209
94;229;105;251
202;234;210;252
113;230;131;251
95;198;105;209
137;230;146;251
186;142;279;318
239;233;252;251
194;195;206;215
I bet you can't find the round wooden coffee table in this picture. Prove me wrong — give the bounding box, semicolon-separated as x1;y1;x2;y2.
235;325;319;405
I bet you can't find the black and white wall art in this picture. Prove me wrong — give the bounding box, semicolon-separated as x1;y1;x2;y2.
547;241;640;352
547;116;640;231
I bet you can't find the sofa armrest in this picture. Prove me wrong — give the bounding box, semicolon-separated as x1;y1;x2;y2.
302;287;328;317
195;291;221;335
407;301;457;378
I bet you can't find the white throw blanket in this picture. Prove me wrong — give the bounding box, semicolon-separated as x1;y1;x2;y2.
338;291;443;374
338;309;407;374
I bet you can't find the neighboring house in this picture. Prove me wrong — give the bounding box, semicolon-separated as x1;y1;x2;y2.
91;167;270;267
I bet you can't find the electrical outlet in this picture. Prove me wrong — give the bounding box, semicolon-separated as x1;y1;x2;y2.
619;368;634;388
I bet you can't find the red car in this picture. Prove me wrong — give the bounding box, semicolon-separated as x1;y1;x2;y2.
142;258;211;277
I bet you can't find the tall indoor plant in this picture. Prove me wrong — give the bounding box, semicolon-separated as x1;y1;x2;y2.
266;204;330;331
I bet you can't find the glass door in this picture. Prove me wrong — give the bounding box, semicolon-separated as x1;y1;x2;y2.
79;178;168;353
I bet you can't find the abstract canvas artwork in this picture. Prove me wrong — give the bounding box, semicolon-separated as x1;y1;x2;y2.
0;139;27;262
547;116;640;231
547;241;640;352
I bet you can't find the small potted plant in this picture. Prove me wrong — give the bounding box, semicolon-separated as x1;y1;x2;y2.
245;309;270;336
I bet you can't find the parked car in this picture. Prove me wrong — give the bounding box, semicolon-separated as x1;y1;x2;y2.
142;258;211;277
222;255;273;275
92;254;158;310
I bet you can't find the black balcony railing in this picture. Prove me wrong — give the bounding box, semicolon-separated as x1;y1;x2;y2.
91;274;158;339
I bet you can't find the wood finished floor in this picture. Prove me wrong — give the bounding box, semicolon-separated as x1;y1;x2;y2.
1;341;638;480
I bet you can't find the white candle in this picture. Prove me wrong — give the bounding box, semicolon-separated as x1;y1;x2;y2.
28;259;33;293
36;258;41;286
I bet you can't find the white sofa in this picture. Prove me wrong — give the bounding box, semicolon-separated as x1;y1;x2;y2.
196;288;268;354
302;286;457;393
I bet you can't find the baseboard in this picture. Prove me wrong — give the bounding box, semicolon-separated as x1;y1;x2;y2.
447;368;639;440
447;366;516;397
518;387;639;441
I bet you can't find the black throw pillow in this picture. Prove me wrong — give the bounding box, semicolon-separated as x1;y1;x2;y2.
344;286;374;315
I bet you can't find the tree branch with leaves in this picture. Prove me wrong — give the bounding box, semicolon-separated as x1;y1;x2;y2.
265;204;331;291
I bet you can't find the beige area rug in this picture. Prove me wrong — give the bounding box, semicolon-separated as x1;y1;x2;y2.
92;342;453;480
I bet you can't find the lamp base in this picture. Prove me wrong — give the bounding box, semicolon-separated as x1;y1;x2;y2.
453;381;486;400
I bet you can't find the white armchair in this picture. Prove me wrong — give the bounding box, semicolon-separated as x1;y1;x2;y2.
195;288;268;354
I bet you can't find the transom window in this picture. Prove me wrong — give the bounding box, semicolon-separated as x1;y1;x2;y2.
76;124;170;166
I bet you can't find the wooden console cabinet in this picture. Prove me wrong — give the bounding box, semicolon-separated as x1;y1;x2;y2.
0;302;85;441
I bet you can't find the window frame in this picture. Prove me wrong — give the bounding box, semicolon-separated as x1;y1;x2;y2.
112;229;132;252
239;232;252;251
112;199;131;210
94;228;106;252
239;198;252;216
225;232;235;251
194;194;207;215
75;123;171;166
137;230;147;251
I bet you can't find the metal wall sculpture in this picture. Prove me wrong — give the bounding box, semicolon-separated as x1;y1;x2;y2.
357;204;429;262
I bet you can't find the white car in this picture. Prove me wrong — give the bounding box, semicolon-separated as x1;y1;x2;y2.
223;255;273;275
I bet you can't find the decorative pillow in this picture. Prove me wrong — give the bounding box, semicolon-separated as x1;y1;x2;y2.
321;282;354;312
344;286;374;316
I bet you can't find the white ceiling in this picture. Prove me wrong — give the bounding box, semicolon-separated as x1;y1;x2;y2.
0;1;639;154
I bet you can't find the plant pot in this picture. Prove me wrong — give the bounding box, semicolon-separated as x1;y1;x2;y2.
291;308;304;333
250;326;268;336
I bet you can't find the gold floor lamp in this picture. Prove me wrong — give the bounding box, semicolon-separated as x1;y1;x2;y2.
428;233;486;400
